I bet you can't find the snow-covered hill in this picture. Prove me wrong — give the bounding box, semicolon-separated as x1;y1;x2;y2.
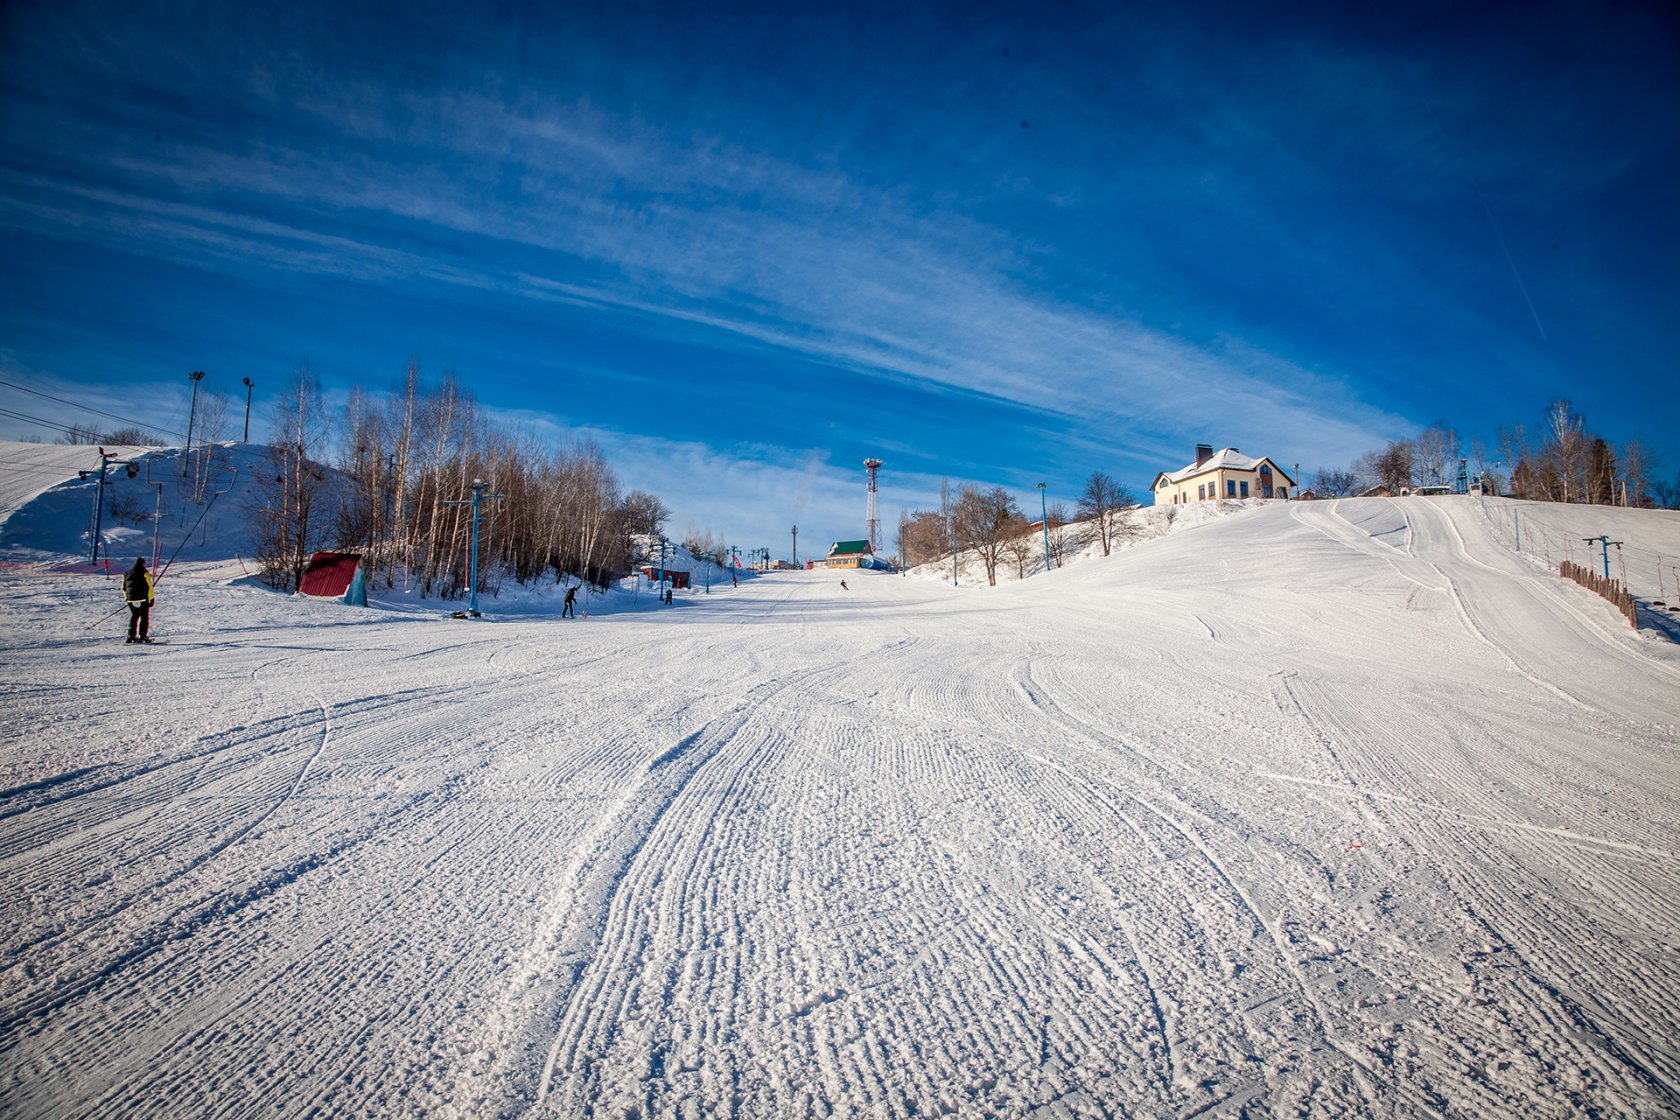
2;448;1678;1118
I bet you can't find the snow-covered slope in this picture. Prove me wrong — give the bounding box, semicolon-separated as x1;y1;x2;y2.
1;479;1677;1118
0;441;253;571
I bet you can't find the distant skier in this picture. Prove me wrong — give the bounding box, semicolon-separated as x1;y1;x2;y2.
839;579;849;590
562;584;578;619
123;557;154;644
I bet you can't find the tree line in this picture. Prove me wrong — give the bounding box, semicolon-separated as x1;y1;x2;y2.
1310;401;1674;508
897;472;1139;586
251;362;670;596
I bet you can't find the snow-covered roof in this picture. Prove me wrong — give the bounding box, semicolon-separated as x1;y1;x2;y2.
1164;447;1263;482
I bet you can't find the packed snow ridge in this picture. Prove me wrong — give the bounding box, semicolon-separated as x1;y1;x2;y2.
2;441;1679;1119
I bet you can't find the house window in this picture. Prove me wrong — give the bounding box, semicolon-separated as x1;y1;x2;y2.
1197;484;1205;500
1240;481;1249;498
1226;480;1236;497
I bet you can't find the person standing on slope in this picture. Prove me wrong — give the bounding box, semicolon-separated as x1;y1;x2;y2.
123;557;155;644
562;583;578;619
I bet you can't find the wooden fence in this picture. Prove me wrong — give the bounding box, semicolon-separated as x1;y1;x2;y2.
1559;560;1638;628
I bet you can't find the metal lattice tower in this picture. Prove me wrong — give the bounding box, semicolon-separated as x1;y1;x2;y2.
864;458;883;554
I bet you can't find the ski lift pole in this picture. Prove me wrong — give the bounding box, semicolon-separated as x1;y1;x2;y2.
87;447;117;563
1582;535;1620;582
443;479;504;617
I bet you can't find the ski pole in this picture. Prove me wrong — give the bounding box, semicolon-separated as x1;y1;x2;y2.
86;603;128;630
156;466;238;583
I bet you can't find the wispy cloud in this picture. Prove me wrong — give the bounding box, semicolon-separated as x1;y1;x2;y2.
4;0;1675;541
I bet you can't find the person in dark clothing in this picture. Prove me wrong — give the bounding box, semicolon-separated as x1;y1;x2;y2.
839;579;849;590
122;557;154;643
562;584;578;618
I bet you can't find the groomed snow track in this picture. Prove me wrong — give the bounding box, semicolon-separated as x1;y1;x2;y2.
2;496;1677;1118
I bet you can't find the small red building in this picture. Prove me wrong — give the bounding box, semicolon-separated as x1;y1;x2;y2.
298;552;367;605
640;566;691;590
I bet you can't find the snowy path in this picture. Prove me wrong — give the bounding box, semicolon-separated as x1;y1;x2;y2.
2;498;1677;1118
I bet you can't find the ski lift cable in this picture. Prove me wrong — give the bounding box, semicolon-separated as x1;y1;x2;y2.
0;378;187;438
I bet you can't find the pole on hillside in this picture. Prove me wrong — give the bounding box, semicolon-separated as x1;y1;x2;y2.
241;376;253;442
87;447;116;563
184;371;204;475
1582;535;1621;581
949;512;958;587
1038;482;1050;572
145;454;165;571
443;479;505;617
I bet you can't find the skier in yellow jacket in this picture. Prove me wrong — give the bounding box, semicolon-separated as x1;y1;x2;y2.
123;557;155;644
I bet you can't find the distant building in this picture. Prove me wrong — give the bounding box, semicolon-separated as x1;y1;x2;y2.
1151;444;1295;505
820;539;874;569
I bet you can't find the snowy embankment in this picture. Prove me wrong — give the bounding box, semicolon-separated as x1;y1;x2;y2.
2;459;1678;1117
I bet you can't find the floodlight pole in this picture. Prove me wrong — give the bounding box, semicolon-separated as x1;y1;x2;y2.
792;524;798;568
185;370;205;464
949;512;958;587
444;479;504;616
1038;482;1050;572
241;376;253;442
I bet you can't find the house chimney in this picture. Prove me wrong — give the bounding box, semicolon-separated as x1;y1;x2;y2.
1195;443;1213;467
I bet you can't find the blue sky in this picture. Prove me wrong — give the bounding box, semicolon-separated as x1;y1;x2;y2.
2;0;1676;552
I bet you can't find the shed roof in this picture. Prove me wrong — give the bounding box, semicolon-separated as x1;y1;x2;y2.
828;539;872;556
299;552;361;597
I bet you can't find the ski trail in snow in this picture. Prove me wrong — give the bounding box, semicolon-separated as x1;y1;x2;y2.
1008;665;1380;1111
1306;500;1594;710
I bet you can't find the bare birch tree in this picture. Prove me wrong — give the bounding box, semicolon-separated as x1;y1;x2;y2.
1078;471;1136;556
952;484;1022;586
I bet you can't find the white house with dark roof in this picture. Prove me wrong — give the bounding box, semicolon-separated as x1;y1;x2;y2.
1151;444;1295;505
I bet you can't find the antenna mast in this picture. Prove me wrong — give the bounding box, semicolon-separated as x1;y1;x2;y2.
864;458;883;554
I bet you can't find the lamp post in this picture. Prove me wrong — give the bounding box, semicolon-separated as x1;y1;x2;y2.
241;377;253;442
1038;482;1050;572
792;524;798;568
949;511;958;587
443;479;504;616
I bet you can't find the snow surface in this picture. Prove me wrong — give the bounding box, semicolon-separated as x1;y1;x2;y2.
3;444;1679;1118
